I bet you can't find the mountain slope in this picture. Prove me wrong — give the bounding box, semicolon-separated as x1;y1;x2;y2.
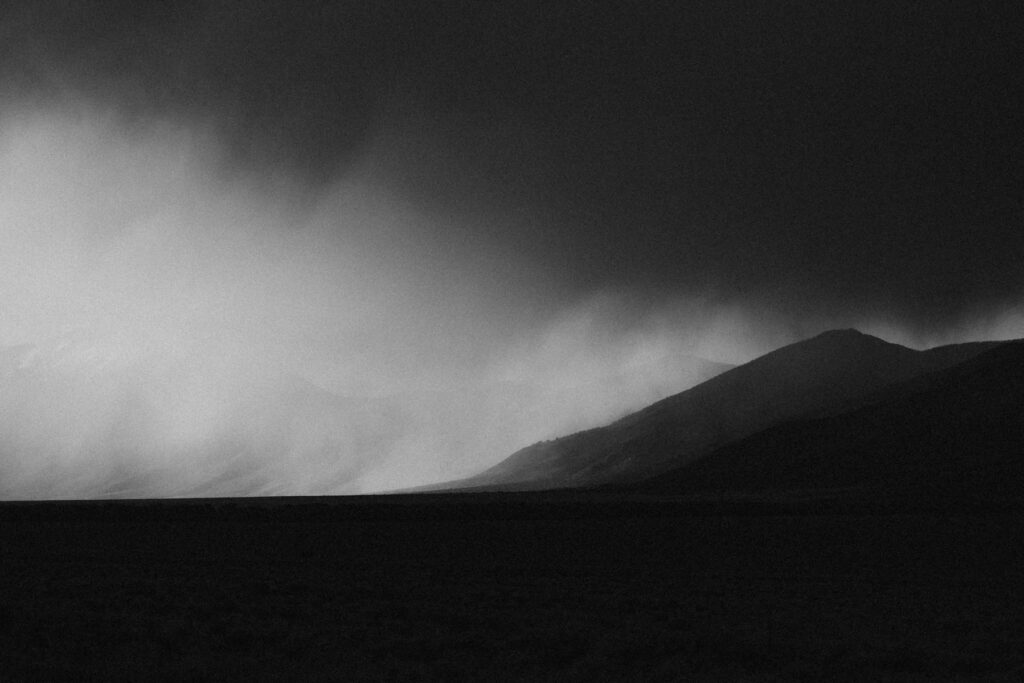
373;354;733;474
440;330;998;491
642;339;1024;500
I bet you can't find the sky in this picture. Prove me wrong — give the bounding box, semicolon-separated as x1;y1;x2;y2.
0;2;1022;495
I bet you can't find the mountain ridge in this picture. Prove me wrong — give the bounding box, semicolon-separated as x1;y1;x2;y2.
433;329;1000;491
640;338;1024;499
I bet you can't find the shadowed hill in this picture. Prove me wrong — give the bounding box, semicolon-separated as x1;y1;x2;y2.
434;330;998;491
642;339;1024;501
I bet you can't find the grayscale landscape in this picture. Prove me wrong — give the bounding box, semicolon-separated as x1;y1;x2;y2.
2;1;1023;679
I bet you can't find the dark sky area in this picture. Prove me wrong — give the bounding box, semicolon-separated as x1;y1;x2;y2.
2;0;1023;334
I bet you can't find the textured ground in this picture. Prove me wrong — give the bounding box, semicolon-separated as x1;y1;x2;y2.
2;495;1024;680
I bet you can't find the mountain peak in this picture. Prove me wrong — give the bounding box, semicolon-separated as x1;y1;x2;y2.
815;328;866;338
787;328;900;355
806;328;887;346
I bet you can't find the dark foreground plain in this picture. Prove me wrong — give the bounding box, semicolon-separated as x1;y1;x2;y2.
3;493;1024;680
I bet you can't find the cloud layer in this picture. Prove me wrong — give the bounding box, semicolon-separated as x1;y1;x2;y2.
0;110;780;496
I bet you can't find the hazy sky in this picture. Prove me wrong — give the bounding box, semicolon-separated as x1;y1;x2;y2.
3;1;1022;333
0;2;1022;495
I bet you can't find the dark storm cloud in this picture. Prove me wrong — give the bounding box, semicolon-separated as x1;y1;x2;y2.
0;0;404;174
2;1;1023;329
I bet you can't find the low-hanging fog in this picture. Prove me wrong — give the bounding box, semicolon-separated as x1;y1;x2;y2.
0;108;782;498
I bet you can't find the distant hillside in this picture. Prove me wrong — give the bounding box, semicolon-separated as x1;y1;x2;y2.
0;339;397;498
642;339;1024;501
436;330;998;491
0;338;731;498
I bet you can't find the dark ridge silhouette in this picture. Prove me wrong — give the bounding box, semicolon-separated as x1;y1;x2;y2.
641;339;1024;502
431;330;999;491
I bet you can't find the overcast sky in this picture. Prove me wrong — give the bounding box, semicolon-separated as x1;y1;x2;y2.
2;0;1021;343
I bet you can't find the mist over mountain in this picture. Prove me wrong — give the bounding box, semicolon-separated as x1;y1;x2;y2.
1;4;1022;500
440;330;998;491
0;331;729;498
0;334;379;498
0;111;760;498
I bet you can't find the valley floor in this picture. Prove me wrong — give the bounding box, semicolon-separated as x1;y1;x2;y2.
2;493;1024;680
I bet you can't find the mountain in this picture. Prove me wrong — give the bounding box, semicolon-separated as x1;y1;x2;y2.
436;330;999;491
359;354;734;489
641;339;1024;501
